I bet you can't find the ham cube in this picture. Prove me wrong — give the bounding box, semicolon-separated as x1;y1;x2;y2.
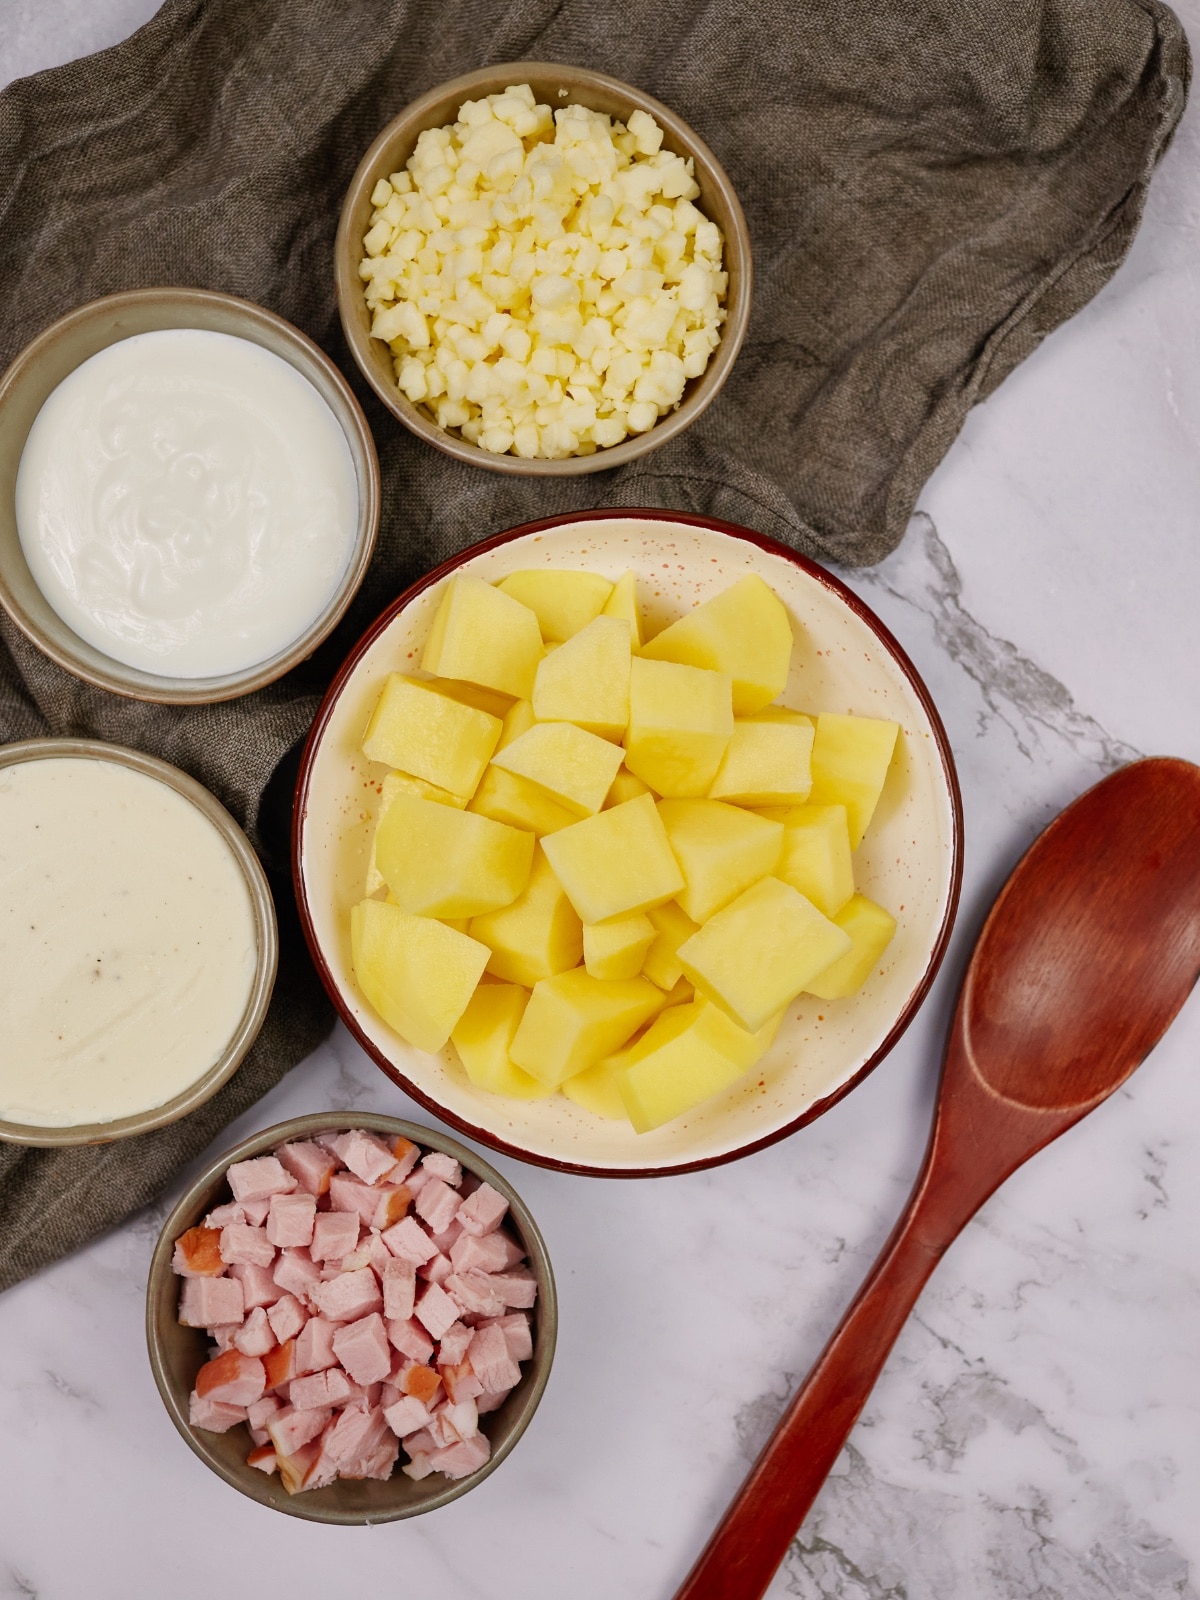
405;1166;432;1199
382;1216;438;1266
241;1196;272;1227
382;1394;431;1438
277;1140;338;1197
491;1269;538;1309
266;1191;317;1249
229;1260;283;1311
271;1249;321;1305
196;1349;266;1407
219;1223;275;1268
321;1402;398;1479
475;1389;510;1415
420;1152;462;1188
188;1391;246;1432
388;1136;421;1183
172;1225;224;1277
401;1364;442;1406
311;1268;383;1324
441;1361;484;1404
180;1275;244;1329
436;1321;472;1367
210;1323;240;1353
437;1397;479;1444
414;1176;461;1236
455;1183;509;1238
429;1433;490;1480
295;1316;338;1375
227;1156;297;1205
420;1253;454;1288
372;1185;413;1230
267;1404;332;1459
263;1339;297;1392
203;1202;246;1229
310;1211;360;1263
364;1232;394;1276
266;1293;307;1346
247;1445;278;1474
234;1306;276;1358
450;1231;524;1275
332;1313;392;1387
382;1259;417;1323
445;1270;506;1319
468;1324;521;1395
277;1438;322;1496
247;1395;283;1432
496;1311;533;1363
332;1129;401;1186
414;1281;459;1341
329;1172;382;1225
387;1317;434;1363
402;1452;435;1480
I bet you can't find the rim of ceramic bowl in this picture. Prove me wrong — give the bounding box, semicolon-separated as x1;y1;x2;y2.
0;286;380;704
145;1111;557;1523
0;737;278;1146
292;508;964;1177
334;61;751;475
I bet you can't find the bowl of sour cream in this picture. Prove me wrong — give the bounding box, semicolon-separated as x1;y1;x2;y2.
0;288;379;703
0;737;278;1145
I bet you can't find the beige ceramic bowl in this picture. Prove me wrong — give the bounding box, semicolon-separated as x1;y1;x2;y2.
335;61;751;474
0;287;379;703
0;737;277;1147
294;510;962;1176
146;1111;557;1524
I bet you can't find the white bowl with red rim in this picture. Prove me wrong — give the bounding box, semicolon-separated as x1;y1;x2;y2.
293;510;963;1177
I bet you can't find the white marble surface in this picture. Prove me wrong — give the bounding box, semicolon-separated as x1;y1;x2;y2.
2;6;1199;1597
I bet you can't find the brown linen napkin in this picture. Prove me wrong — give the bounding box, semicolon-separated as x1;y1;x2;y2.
0;0;1188;1290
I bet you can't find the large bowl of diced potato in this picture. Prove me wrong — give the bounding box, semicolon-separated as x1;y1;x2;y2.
293;510;962;1175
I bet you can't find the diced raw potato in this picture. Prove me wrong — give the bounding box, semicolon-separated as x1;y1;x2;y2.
656;798;783;923
641;899;700;991
468;845;583;986
541;793;685;924
605;767;653;807
697;1000;785;1070
623;657;734;797
758;803;855;919
510;968;664;1086
678;876;852;1031
469;764;580;836
561;1059;628;1120
640;574;793;714
807;713;900;848
492;721;624;817
376;792;534;917
427;679;515;720
708;713;815;805
362;675;501;799
497;698;537;748
351;900;490;1052
366;771;467;893
609;999;777;1133
600;570;643;647
532;615;631;740
803;893;897;999
451;983;551;1098
422;575;544;700
582;911;656;981
496;570;614;640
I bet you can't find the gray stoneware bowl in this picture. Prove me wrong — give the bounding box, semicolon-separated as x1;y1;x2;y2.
335;61;751;475
146;1112;557;1524
0;736;277;1148
0;287;380;704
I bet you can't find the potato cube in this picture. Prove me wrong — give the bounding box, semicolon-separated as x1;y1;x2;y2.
468;845;583;986
532;615;631;740
470;705;578;835
542;793;685;924
758;803;855;918
492;721;624;817
641;899;699;991
708;712;814;805
362;674;501;800
656;799;783;923
365;771;467;894
561;1059;629;1121
803;894;897;999
807;713;900;848
640;574;792;714
623;657;733;797
497;569;614;640
678;876;852;1031
510;968;664;1085
376;792;533;917
605;766;653;807
426;679;515;720
350;899;489;1052
422;574;544;700
609;999;778;1133
600;569;644;648
451;983;552;1099
583;911;656;981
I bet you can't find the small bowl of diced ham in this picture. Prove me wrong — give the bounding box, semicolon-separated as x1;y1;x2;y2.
146;1113;556;1522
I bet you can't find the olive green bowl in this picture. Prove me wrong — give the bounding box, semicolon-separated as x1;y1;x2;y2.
335;60;751;475
146;1112;557;1524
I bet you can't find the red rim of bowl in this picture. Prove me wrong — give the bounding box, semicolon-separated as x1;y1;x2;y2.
292;508;964;1177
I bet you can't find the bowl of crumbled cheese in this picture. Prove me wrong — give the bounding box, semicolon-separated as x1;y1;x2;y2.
335;62;751;472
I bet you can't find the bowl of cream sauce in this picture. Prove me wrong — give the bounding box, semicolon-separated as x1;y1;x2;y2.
0;738;278;1145
0;289;379;703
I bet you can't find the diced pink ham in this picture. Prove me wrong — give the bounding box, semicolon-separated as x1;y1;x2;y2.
421;1253;454;1288
404;1165;432;1199
276;1140;338;1197
196;1349;266;1407
332;1129;401;1186
420;1152;462;1188
203;1202;246;1229
219;1223;276;1268
475;1389;510;1415
495;1311;533;1363
227;1156;297;1205
364;1232;394;1276
450;1230;524;1275
277;1437;324;1495
234;1306;277;1357
267;1404;333;1459
401;1362;442;1406
320;1402;397;1477
429;1433;490;1479
441;1361;484;1404
172;1226;224;1278
180;1275;244;1329
436;1397;479;1444
455;1183;509;1237
247;1394;283;1432
382;1216;438;1265
467;1324;521;1395
436;1322;473;1367
332;1313;392;1387
267;1293;307;1346
402;1452;435;1480
382;1259;416;1323
240;1196;272;1227
382;1394;432;1438
445;1270;506;1319
414;1281;459;1341
387;1317;435;1363
263;1339;297;1393
491;1269;538;1309
371;1184;413;1230
414;1176;461;1236
210;1324;240;1353
266;1191;317;1249
329;1172;382;1225
189;1391;247;1432
310;1210;360;1262
230;1260;284;1311
295;1315;338;1375
272;1248;322;1304
310;1268;382;1323
248;1445;278;1474
388;1136;421;1183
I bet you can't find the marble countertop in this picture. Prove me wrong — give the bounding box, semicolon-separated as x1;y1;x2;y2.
2;7;1198;1598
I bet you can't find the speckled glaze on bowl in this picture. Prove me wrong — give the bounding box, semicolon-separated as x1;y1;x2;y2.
146;1112;556;1524
0;287;380;703
0;737;277;1147
334;61;751;475
293;510;963;1177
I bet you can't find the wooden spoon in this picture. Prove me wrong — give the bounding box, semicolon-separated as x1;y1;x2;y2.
675;756;1200;1600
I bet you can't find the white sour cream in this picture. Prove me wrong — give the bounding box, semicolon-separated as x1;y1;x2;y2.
15;328;358;679
0;756;259;1127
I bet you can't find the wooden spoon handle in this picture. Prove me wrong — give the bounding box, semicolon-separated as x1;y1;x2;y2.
673;1182;964;1600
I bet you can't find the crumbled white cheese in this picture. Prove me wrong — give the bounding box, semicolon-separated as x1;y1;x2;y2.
359;84;728;459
